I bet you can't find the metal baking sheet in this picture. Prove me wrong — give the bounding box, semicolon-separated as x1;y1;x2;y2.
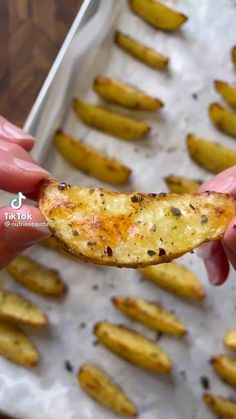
1;0;236;418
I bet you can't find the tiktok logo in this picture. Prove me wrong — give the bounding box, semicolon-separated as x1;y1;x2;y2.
10;192;26;210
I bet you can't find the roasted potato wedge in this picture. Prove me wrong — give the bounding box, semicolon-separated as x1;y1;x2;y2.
215;80;236;109
211;355;236;389
0;321;38;367
165;175;202;194
112;296;186;336
203;393;236;418
129;0;187;31
139;262;205;300
94;76;163;111
224;330;236;350
209;102;236;138
39;180;236;268
0;289;47;328
73;98;150;141
7;255;66;298
232;46;236;68
115;31;169;70
94;321;171;373
78;364;138;417
187;133;236;173
53;131;131;185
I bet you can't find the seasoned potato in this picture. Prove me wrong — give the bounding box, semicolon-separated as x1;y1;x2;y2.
232;46;236;68
209;102;236;138
78;364;138;417
224;330;236;350
0;321;38;367
165;175;202;193
94;76;163;111
115;31;169;70
7;255;66;298
203;393;236;418
187;133;236;173
112;296;186;336
0;289;47;328
215;80;236;108
94;321;171;373
211;355;236;388
53;131;131;185
73;98;150;141
39;180;236;268
139;263;205;300
129;0;187;31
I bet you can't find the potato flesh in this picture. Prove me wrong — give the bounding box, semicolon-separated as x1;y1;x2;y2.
94;76;163;111
165;175;202;193
53;131;131;185
73;98;150;141
128;0;187;30
115;31;169;70
38;180;236;268
139;262;205;300
224;330;236;350
209;103;236;138
94;321;172;372
211;355;236;388
215;80;236;108
112;296;186;336
187;133;236;173
203;393;236;418
78;364;138;417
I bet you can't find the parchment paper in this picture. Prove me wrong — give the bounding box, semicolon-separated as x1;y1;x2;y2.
1;1;236;418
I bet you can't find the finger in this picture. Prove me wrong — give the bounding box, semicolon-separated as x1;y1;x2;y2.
197;241;229;286
0;139;35;162
0;116;35;151
199;165;236;196
223;216;236;270
0;205;51;270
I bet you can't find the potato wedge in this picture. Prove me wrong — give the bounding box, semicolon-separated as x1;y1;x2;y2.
94;321;171;373
209;102;236;138
232;46;236;68
224;330;236;350
93;76;163;111
78;364;138;417
129;0;187;31
112;296;186;336
0;289;47;328
53;131;131;185
165;175;202;194
115;31;169;70
0;321;38;367
187;133;236;173
7;255;66;298
203;393;236;418
215;80;236;109
211;355;236;388
73;98;150;141
139;263;205;300
39;180;236;268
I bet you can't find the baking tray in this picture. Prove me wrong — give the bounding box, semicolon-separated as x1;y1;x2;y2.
1;0;236;418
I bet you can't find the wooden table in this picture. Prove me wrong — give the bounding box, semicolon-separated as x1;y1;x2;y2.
0;0;83;127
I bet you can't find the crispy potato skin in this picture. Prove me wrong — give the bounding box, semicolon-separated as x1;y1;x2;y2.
0;290;47;328
203;393;236;418
215;80;236;108
224;330;236;350
211;355;236;388
7;255;66;298
73;98;150;141
94;321;172;373
165;175;202;194
38;180;236;268
53;131;131;185
115;31;169;70
209;102;236;138
94;76;163;111
0;321;38;367
232;46;236;68
139;263;205;300
78;364;138;417
112;296;186;336
128;0;187;31
187;133;236;173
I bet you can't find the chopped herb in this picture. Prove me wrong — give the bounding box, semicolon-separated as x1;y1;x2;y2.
100;193;104;197
64;360;74;372
189;203;195;210
72;229;78;236
58;182;71;191
158;248;166;256
147;250;156;257
158;192;167;197
87;241;96;247
200;376;210;390
201;215;208;224
149;193;157;197
171;207;182;217
131;194;143;203
150;224;157;232
104;246;113;256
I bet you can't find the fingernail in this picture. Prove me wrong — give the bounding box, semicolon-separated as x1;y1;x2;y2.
204;259;222;286
0;117;34;141
13;158;49;176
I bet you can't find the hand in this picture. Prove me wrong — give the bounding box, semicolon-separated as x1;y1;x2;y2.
0;116;51;270
198;166;236;285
